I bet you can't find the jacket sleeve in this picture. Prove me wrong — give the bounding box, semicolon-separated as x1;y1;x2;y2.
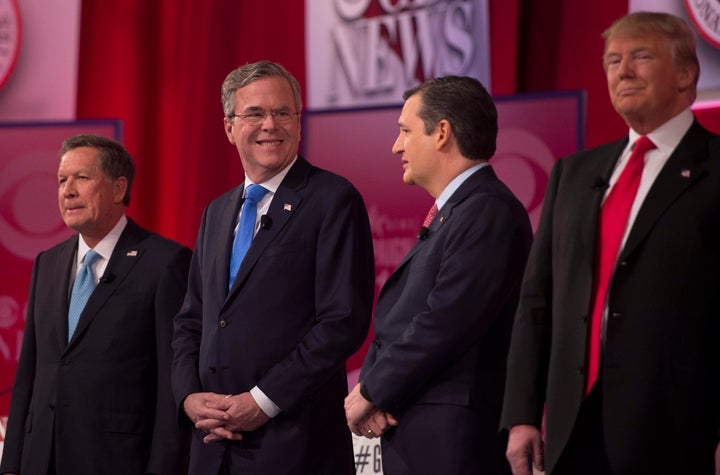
500;160;562;430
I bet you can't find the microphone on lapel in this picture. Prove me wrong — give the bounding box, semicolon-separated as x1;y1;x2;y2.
260;215;273;229
417;226;430;241
99;272;115;284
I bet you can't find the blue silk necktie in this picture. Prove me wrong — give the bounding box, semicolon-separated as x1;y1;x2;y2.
229;184;269;289
67;249;101;341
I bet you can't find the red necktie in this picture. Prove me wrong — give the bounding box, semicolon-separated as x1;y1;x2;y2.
585;136;655;396
422;203;438;228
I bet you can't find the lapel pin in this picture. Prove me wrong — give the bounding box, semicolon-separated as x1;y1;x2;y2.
680;169;691;179
439;216;445;222
126;250;138;257
283;203;292;212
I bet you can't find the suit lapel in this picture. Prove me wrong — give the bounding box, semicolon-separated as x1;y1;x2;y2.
66;220;147;350
621;122;709;259
217;185;244;295
577;139;628;266
54;236;80;350
379;166;495;298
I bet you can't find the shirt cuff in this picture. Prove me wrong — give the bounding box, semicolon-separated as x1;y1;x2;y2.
250;386;281;418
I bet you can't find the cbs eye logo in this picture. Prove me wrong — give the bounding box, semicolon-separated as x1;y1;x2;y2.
0;147;73;260
492;128;555;232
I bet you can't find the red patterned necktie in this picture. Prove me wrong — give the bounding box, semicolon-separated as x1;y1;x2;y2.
585;136;655;396
422;203;438;228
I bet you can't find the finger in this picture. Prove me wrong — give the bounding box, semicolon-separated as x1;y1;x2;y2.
210;426;240;440
205;399;233;411
203;433;223;443
366;429;379;438
366;418;384;436
349;423;365;437
202;431;243;443
195;417;228;431
196;407;231;421
533;438;545;472
386;413;399;426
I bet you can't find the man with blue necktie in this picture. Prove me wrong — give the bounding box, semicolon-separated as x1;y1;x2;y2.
171;60;375;475
0;134;191;474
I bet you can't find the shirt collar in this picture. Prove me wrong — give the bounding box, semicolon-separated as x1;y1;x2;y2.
435;161;489;211
243;155;298;195
77;215;127;264
629;107;693;155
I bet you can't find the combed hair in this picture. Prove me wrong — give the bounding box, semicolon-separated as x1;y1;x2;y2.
403;76;497;160
58;134;135;206
221;60;302;117
602;11;699;89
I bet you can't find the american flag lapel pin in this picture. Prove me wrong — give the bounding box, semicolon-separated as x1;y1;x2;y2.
127;250;138;257
283;203;292;212
680;169;691;179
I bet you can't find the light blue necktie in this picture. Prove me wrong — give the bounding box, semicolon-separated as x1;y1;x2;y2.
229;184;268;289
67;249;101;341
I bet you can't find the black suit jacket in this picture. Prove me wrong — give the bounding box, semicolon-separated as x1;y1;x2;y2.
172;157;375;475
0;218;191;474
501;121;720;474
361;166;532;474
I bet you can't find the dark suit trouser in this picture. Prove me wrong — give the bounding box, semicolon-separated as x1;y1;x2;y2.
381;403;510;475
552;376;613;475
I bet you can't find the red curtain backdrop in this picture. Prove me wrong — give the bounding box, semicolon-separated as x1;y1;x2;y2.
77;0;631;248
77;1;307;248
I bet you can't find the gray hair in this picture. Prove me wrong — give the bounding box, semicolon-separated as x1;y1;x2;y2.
221;60;302;117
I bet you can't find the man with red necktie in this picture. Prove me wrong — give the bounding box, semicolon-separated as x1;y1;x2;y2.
345;75;532;475
502;12;720;475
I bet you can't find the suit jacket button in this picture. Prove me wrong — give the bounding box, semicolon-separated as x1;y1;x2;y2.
48;404;55;411
576;366;584;375
209;366;217;374
219;320;227;328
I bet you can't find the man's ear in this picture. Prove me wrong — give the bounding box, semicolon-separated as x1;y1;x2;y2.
435;119;452;150
113;176;128;204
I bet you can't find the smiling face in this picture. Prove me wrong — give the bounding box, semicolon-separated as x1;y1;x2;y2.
57;146;127;247
605;34;694;133
223;76;301;183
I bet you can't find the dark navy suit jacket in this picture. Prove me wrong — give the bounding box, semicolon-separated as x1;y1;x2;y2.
172;157;375;475
1;218;191;474
361;165;532;475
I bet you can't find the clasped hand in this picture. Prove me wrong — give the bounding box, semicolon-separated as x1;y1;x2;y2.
344;383;398;438
183;392;270;444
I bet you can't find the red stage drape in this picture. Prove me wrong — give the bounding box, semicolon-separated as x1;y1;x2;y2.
72;0;623;374
74;0;720;374
74;0;720;256
76;0;640;248
77;1;307;248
